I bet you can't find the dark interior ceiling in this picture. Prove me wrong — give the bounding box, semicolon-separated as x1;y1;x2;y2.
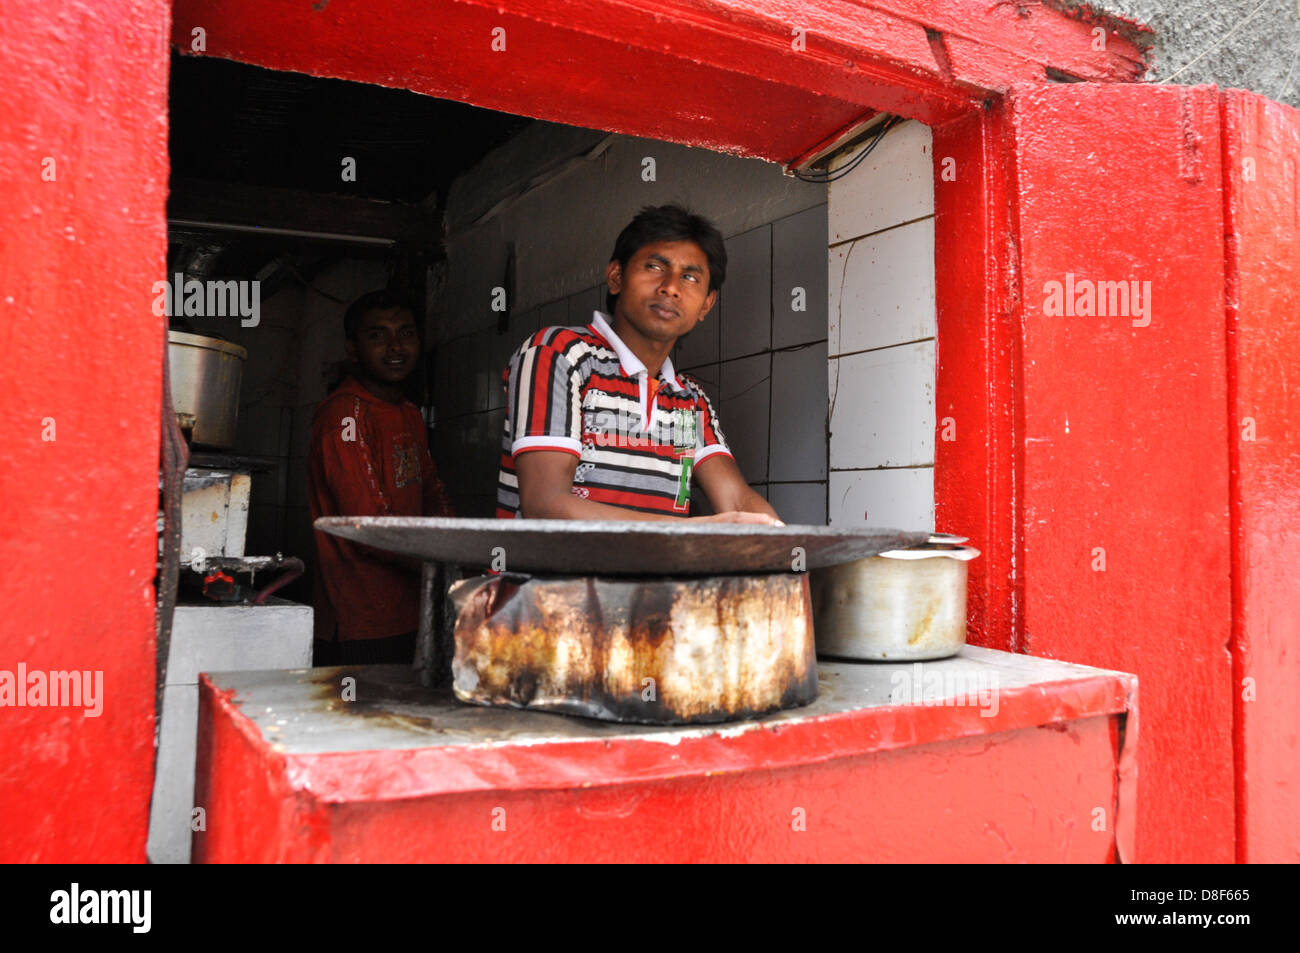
170;52;530;204
167;52;531;288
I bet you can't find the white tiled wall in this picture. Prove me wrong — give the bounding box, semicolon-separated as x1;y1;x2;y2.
826;119;936;531
829;341;934;470
828;119;935;243
437;205;834;522
436;124;832;519
718;226;772;360
828;217;936;355
829;468;935;531
677;206;831;523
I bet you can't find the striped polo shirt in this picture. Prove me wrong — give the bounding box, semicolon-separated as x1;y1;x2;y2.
496;310;732;517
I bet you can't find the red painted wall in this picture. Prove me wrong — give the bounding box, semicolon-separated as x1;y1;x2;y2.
169;0;1144;164
1221;90;1300;863
0;0;170;861
322;720;1123;863
1006;83;1236;863
4;0;1291;863
933;104;1022;653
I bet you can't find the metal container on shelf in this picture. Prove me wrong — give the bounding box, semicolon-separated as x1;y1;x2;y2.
810;534;981;661
167;330;247;449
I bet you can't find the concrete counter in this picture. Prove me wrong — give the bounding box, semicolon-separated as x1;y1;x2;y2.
194;646;1137;862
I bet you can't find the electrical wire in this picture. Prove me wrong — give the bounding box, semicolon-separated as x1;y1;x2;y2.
793;115;903;184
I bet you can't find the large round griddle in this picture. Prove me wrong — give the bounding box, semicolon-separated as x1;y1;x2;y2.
315;517;930;575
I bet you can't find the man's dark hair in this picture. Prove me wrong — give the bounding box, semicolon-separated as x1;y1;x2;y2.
606;205;727;314
344;289;416;342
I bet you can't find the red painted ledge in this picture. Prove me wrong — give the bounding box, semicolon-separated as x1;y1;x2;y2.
195;647;1138;862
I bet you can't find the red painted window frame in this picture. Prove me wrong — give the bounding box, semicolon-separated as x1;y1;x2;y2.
167;1;1029;650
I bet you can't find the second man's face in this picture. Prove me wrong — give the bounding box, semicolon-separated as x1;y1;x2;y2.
349;306;420;384
607;239;717;345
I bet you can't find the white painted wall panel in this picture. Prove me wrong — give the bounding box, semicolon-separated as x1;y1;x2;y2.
827;120;934;244
828;217;935;356
829;341;936;470
828;467;934;531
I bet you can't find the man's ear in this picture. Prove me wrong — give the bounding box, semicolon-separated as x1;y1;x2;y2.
699;289;718;320
605;259;623;295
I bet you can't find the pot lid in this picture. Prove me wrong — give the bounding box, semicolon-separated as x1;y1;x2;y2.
878;543;981;561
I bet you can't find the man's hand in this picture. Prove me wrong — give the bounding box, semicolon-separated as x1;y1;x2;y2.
693;453;784;523
692;510;785;526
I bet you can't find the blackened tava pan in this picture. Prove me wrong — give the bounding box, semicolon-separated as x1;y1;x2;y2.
314;516;930;576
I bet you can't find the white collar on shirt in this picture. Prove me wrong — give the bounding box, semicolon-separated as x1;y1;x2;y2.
590;310;685;433
590;310;684;392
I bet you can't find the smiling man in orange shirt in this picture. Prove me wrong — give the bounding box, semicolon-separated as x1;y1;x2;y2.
309;290;456;665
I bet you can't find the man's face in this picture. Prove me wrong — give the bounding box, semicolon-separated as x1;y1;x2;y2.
347;306;419;384
606;239;717;345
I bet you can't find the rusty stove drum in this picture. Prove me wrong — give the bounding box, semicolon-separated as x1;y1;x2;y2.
450;572;817;724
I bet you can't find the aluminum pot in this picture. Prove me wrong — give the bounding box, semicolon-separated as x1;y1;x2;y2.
810;535;980;661
167;331;247;449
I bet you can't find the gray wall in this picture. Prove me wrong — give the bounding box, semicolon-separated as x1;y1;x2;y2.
1093;0;1298;108
432;123;831;521
191;258;390;597
177;283;298;561
279;259;391;573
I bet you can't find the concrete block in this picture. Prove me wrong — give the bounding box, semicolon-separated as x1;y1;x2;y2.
180;470;250;562
150;600;314;863
146;684;199;865
167;602;314;686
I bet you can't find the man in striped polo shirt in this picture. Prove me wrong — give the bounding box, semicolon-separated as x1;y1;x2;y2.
497;205;782;525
